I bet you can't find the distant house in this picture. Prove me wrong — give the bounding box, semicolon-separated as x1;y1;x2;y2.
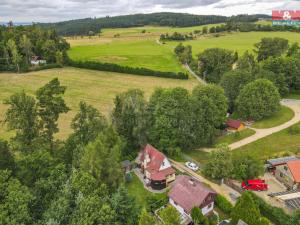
30;56;46;65
275;159;300;190
168;175;217;220
226;119;245;132
266;156;299;173
138;144;176;190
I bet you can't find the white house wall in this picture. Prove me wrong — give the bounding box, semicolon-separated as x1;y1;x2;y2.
169;198;190;218
202;202;214;215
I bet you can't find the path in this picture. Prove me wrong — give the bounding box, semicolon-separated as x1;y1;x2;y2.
184;63;206;84
170;159;240;204
229;99;300;150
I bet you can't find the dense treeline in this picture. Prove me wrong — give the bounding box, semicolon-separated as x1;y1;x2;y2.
0;25;69;72
68;60;189;79
38;13;269;36
160;32;193;41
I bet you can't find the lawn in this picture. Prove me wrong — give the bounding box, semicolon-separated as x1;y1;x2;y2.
252;106;295;129
0;68;197;140
214;129;256;146
286;90;300;100
125;173;166;208
232;122;300;161
68;39;185;72
167;31;300;56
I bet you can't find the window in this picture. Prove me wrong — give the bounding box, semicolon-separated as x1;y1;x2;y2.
207;203;212;208
284;166;288;171
280;172;284;177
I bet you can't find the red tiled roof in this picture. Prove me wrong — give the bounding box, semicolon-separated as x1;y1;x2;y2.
168;175;216;214
227;119;242;129
140;144;166;171
150;167;175;181
287;160;300;183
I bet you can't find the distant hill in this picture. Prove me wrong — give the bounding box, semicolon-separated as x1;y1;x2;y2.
38;12;270;36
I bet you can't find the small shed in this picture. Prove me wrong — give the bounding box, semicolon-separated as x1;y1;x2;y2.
121;160;132;173
266;156;299;172
226;119;245;131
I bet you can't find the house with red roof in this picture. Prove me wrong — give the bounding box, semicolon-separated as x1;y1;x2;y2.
138;144;176;190
275;159;300;189
168;175;217;220
226;119;245;132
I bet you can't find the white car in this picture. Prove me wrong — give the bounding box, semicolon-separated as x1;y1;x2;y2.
185;162;199;171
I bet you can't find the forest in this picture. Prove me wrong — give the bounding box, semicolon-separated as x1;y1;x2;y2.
38;13;269;36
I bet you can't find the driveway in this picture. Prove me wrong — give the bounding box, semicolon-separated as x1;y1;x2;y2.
229;99;300;150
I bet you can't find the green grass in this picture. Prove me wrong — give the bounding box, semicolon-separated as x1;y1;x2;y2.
214;129;256;146
232;122;300;161
68;39;184;72
0;68;197;140
286;90;300;100
183;150;210;165
252;106;295;129
125;173;166;208
167;31;300;56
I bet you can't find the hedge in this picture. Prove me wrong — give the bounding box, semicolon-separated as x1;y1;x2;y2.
215;195;233;215
249;192;293;225
68;60;189;80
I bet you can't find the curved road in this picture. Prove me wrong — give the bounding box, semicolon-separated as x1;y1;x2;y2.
229;99;300;150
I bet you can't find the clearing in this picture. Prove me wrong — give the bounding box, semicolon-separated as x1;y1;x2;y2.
0;67;197;140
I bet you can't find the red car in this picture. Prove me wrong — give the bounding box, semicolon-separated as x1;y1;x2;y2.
241;179;268;191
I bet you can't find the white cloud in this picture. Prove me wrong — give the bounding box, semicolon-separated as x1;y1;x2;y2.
0;0;299;22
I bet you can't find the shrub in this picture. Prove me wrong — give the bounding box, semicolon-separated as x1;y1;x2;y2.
215;195;233;214
68;60;189;80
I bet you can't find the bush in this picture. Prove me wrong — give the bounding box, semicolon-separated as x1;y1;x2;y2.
68;60;189;80
215;195;233;215
249;192;293;225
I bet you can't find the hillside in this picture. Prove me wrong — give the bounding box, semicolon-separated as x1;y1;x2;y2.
38;12;270;35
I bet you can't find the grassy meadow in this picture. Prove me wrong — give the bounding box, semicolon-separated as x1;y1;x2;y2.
0;67;197;140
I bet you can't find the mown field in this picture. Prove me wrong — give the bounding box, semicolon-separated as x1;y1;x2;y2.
0;67;197;140
68;23;300;72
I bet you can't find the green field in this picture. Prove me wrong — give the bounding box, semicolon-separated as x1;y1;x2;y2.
252;106;295;129
167;31;300;56
0;68;197;140
232;122;300;161
68;39;184;72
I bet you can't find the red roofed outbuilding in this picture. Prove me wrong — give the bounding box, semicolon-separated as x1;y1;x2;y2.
138;144;176;190
275;159;300;189
168;175;217;218
226;119;245;131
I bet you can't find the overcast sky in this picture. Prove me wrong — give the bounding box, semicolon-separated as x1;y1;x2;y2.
1;0;299;23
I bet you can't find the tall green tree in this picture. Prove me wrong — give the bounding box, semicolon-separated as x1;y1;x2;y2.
0;140;14;171
4;91;38;149
80;127;124;190
36;78;69;149
236;79;281;120
255;37;289;61
159;205;181;225
138;208;157;225
231;192;261;225
20;35;33;65
198;48;235;83
112;89;147;157
236;51;257;72
111;185;139;225
0;170;34;225
220;69;254;110
192;84;228;127
191;207;209;225
203;144;233;180
6;39;21;72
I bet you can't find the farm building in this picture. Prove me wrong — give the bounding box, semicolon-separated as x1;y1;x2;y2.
31;56;46;65
168;175;217;223
266;156;299;173
138;144;175;190
226;119;245;131
275;160;300;190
